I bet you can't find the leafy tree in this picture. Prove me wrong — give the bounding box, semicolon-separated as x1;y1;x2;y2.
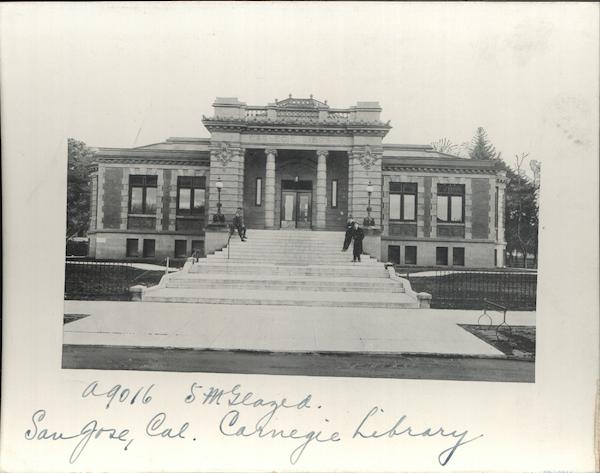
66;138;95;240
435;128;539;266
469;127;498;160
496;154;539;267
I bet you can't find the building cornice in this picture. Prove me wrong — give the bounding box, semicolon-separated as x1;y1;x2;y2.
94;148;209;167
202;116;391;137
96;157;210;167
383;164;496;175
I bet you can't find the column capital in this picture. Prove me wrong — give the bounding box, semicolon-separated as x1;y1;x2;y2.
264;148;278;157
316;149;329;158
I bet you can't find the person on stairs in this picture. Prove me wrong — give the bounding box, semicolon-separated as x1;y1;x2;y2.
352;221;364;263
342;215;355;252
232;207;247;241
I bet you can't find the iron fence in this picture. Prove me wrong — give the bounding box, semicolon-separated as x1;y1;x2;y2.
64;261;136;300
404;269;537;310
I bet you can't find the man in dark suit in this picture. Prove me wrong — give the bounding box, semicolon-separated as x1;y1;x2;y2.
232;207;247;241
342;215;354;252
352;222;364;262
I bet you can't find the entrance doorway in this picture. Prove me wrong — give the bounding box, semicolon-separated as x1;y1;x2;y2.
280;180;312;229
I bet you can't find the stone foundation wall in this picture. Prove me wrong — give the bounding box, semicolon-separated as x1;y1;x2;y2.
89;232;205;259
381;238;496;268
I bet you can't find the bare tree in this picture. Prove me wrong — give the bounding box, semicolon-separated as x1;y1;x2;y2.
431;138;458;155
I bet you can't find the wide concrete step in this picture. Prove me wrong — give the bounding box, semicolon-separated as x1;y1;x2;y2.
239;236;345;242
213;250;372;258
143;288;417;308
167;277;404;293
210;255;375;261
214;244;366;249
189;263;388;278
205;256;379;265
234;231;341;235
209;248;375;254
224;247;352;254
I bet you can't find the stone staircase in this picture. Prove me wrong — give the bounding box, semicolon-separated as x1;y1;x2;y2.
143;230;420;308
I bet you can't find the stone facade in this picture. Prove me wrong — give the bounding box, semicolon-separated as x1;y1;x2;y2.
87;96;506;267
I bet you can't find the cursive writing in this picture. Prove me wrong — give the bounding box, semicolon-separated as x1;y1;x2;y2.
219;409;340;464
82;381;154;409
185;382;313;426
353;406;483;466
146;412;189;439
24;409;132;464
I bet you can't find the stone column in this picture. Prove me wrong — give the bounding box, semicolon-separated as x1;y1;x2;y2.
264;148;277;228
349;146;382;226
315;150;328;229
208;142;244;221
496;171;507;266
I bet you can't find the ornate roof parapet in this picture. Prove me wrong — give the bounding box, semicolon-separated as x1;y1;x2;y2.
203;95;391;137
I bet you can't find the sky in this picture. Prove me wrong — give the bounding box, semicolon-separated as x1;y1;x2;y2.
2;2;598;176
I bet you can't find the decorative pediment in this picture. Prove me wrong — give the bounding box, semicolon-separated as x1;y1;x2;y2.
275;94;328;109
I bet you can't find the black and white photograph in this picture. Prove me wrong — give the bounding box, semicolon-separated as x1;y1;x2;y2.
1;3;598;472
60;6;542;384
63;95;539;382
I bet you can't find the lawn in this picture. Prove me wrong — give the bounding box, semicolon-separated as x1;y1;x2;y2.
460;324;536;359
404;270;537;310
64;263;167;300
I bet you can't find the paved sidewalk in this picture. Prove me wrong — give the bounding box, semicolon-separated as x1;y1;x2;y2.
64;301;536;357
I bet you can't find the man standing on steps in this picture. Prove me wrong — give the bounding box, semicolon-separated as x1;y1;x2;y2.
232;207;247;242
342;215;355;252
352;221;364;263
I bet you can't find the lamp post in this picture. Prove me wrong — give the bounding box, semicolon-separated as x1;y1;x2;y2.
213;176;225;223
363;181;375;227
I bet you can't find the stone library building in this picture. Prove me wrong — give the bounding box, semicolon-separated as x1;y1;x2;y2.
88;96;507;268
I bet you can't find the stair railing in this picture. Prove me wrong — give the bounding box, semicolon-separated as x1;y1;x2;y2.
227;224;235;260
131;257;173;284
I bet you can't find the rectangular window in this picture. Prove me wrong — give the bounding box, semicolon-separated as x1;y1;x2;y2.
387;245;400;264
436;246;448;266
437;184;465;223
450;196;463;222
177;176;206;215
389;182;417;221
403;194;416;220
126;238;139;257
129;175;157;215
405;246;417;265
331;180;338;208
178;188;191;210
143;239;156;258
193;189;206;211
255;177;262;206
495;186;499;240
453;247;465;266
389;194;401;220
174;240;187;258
